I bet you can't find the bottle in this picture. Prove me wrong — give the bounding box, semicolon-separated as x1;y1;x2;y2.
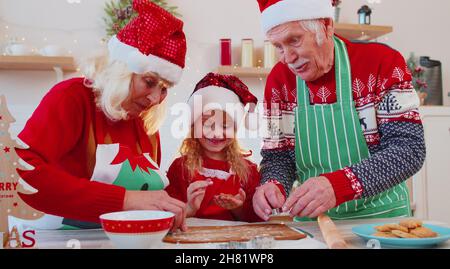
220;39;232;66
264;40;276;68
241;39;254;68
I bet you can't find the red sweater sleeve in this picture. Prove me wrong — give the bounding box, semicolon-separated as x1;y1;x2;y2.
165;157;188;203
240;163;263;222
16;82;125;223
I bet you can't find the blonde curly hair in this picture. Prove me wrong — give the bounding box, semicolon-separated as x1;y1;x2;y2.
180;126;251;184
79;51;166;135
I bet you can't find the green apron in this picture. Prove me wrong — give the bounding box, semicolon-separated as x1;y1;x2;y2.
60;119;167;229
293;36;411;221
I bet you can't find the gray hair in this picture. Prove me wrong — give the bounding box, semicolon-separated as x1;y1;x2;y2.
79;52;167;135
299;19;328;46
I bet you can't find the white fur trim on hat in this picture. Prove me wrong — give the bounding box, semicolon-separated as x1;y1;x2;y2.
261;0;334;34
108;35;183;84
188;86;246;127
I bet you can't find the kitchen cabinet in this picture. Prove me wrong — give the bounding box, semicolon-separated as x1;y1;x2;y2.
413;106;450;223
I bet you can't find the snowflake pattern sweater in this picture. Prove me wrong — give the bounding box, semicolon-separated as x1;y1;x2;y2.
261;37;426;206
16;78;161;223
166;155;262;222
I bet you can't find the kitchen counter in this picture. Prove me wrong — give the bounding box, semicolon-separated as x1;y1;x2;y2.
31;217;450;249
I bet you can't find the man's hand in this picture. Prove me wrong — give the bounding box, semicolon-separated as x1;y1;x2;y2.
282;176;336;218
252;182;285;221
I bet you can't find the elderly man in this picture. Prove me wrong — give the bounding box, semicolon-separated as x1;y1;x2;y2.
253;0;426;221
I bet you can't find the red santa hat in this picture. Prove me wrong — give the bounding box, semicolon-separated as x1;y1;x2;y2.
108;0;186;84
188;73;258;129
258;0;334;34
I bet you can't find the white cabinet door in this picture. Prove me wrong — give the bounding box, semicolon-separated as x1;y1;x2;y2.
421;115;450;223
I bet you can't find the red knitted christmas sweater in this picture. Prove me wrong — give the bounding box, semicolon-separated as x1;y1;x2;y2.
261;36;425;205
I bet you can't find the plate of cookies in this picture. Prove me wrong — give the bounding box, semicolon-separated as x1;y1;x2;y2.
352;219;450;248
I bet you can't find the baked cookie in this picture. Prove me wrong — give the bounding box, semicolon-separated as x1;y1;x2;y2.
409;227;438;238
399;219;422;229
375;224;409;233
373;232;399;238
391;230;419;239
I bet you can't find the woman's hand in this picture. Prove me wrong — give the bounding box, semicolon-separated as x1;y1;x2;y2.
123;190;187;231
214;188;246;210
186;180;213;217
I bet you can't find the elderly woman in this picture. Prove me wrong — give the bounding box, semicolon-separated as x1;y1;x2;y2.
253;0;426;221
16;1;187;230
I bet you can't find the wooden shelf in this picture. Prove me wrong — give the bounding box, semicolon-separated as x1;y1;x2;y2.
217;24;393;78
335;23;393;41
215;66;271;78
0;55;77;72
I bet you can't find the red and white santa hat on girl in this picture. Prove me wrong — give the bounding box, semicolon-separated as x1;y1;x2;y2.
108;0;186;84
257;0;334;34
188;73;258;129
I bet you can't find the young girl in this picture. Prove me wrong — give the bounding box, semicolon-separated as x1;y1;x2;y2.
166;73;261;222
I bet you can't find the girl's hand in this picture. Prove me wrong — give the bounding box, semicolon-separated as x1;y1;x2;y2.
186;179;213;217
214;188;246;210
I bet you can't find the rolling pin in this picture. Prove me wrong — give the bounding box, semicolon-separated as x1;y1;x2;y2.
317;214;348;249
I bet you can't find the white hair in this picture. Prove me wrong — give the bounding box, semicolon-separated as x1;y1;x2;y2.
299;19;328;46
79;52;166;135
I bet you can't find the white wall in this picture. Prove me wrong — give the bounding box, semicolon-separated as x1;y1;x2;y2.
1;0;449;171
339;0;450;105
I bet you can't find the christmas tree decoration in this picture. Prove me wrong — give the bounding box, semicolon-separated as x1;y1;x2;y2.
407;53;428;94
407;54;427;105
103;0;180;38
0;95;44;248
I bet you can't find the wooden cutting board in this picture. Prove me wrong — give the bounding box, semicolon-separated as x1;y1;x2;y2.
163;223;306;244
